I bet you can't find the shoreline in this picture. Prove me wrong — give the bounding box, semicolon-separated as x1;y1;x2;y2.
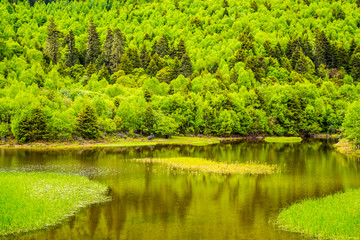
0;135;339;150
334;139;360;156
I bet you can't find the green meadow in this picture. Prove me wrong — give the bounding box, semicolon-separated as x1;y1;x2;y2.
0;172;110;236
276;189;360;239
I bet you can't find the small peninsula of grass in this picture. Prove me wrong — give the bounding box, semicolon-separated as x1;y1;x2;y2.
264;137;303;143
0;136;221;150
276;189;360;239
334;139;360;156
0;172;110;236
133;157;277;175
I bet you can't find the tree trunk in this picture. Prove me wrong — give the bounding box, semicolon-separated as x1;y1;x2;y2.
1;137;5;143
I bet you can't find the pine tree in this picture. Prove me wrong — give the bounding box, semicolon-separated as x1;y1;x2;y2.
86;20;101;65
119;53;133;74
65;30;78;67
155;34;169;57
99;63;110;82
17;107;47;143
147;58;159;76
178;53;193;78
86;62;97;76
144;88;152;102
350;52;360;81
140;44;151;69
176;38;187;59
349;38;357;56
294;49;310;74
103;28;113;68
127;47;141;69
250;0;258;12
76;105;100;140
143;103;155;134
172;57;180;79
44;18;60;64
110;28;125;74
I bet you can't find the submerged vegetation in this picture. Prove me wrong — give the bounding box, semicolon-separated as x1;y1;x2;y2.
0;172;110;236
264;137;302;143
276;189;360;239
0;0;359;143
133;157;277;174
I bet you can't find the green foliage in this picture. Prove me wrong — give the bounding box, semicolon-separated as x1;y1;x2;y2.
16;107;48;144
0;0;359;141
75;105;100;140
343;101;360;143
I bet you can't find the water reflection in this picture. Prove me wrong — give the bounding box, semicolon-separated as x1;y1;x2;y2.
0;140;359;240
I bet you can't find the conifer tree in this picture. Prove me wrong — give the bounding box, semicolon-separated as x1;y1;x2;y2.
172;57;180;79
44;18;60;64
155;34;169;57
178;53;193;78
76;105;100;140
119;53;133;74
140;44;151;69
110;28;125;74
103;28;113;68
350;52;360;81
294;49;310;74
65;30;78;67
144;88;152;102
17;108;47;143
147;58;159;76
86;20;101;65
86;62;97;76
128;47;141;69
176;38;187;59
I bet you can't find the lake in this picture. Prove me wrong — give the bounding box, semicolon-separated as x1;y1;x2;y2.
1;139;359;240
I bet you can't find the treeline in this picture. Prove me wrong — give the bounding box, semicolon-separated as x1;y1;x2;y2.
0;0;360;143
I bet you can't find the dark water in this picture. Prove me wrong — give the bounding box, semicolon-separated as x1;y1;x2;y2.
1;139;360;240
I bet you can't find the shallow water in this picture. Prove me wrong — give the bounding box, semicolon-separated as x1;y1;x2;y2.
1;139;359;240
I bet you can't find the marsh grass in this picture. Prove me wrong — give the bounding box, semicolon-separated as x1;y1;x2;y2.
0;172;110;236
132;157;277;175
0;136;221;150
276;189;360;239
334;139;360;156
264;137;302;143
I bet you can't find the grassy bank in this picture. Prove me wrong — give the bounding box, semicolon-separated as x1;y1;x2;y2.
0;136;222;150
133;157;277;175
334;139;360;156
276;189;360;239
264;137;303;143
0;172;110;236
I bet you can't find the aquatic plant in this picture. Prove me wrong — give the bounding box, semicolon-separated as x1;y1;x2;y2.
132;157;277;175
264;137;302;143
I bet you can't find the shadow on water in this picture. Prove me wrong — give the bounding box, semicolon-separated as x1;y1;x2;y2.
1;139;360;240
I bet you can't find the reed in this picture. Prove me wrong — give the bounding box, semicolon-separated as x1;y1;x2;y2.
132;157;277;175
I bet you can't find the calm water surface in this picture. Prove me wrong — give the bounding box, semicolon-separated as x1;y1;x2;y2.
1;139;360;240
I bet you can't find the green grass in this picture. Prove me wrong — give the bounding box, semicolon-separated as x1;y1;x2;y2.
264;137;303;143
133;157;277;175
0;172;110;236
0;136;221;150
276;189;360;239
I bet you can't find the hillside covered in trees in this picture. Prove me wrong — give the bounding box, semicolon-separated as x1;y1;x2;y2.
1;0;360;143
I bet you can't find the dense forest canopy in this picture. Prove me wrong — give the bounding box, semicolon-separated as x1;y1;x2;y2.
1;0;360;143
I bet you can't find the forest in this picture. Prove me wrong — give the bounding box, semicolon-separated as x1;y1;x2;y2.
1;0;360;143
